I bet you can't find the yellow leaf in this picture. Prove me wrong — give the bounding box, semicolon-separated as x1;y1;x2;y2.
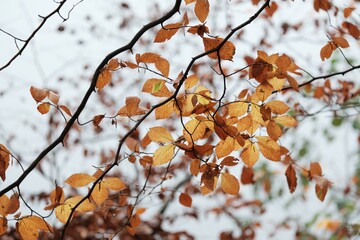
228;101;248;117
30;86;48;102
142;78;172;97
195;0;210;23
251;82;273;103
155;99;175;119
65;173;96;188
103;177;127;191
17;216;52;240
268;77;286;91
154;23;182;43
37;102;51;115
256;136;281;161
96;69;112;90
91;182;109;205
274;115;298;127
155;57;170;77
184;75;199;90
240;141;259;167
316;219;340;231
152;144;175;165
220;172;240;195
148;127;174;143
215;136;235;159
179;193;192;208
194;85;211;105
55;196;95;223
203;37;235;60
265;100;290;114
183;119;206;143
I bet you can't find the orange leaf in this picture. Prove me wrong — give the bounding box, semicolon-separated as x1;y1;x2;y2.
130;214;141;228
184;75;199;90
91;182;109;205
184;0;196;4
320;42;335;61
344;7;355;18
203;37;236;60
286;75;299;91
142;78;172;97
154;23;182;43
228;101;248;117
194;0;210;23
274;115;298;127
256;136;281;161
125;137;140;152
152;144;175;165
155;57;170;77
6;193;19;215
267;120;282;141
107;58;120;71
59;105;72;116
138;52;160;63
240;141;259;167
37;102;51;115
220;156;239;167
96;69;111;90
190;159;201;176
342;21;360;39
215;136;235;159
55;196;95;223
331;36;350;48
148;127;174;143
17;216;52;240
30;86;48;102
65;173;96;188
118;96;146;117
265;100;290;114
310;162;322;177
179;193;192;208
155;99;175;119
47;91;59;105
315;183;328;202
220;172;240;195
0;144;10;181
0;217;7;236
0;195;10;216
285;164;297;193
103;177;127;191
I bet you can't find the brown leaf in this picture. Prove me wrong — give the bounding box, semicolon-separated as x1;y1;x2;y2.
331;36;350;48
37;102;51;115
315;183;328;202
107;58;120;71
310;162;322;177
194;0;210;23
320;42;335;61
0;144;10;181
96;69;112;90
92;114;105;128
118;96;146;117
240;141;259;167
241;166;254;184
203;37;236;61
6;193;20;215
59;105;72;116
179;193;192;208
285;164;297;193
154;23;182;43
138;52;160;63
155;57;170;77
30;86;48;102
142;78;172;97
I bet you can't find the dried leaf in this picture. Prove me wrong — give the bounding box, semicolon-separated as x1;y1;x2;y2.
103;178;127;191
265;100;290;114
194;0;210;23
155;99;175;119
154;23;182;42
37;102;51;115
240;141;259;167
30;86;48;102
148;127;174;143
107;58;120;71
220;172;240;195
241;166;254;184
118;96;146;117
55;196;95;223
228;101;248;117
332;36;350;48
320;42;335;61
91;182;109;205
155;57;170;77
65;173;96;188
6;193;19;215
17;216;52;240
315;183;328;202
0;217;7;235
142;78;172;97
310;162;322;177
179;193;192;207
285;164;297;193
59;105;72;116
96;69;112;90
152;144;175;165
274;115;298;127
215;136;235;159
203;37;236;60
0;144;10;181
184;75;199;90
